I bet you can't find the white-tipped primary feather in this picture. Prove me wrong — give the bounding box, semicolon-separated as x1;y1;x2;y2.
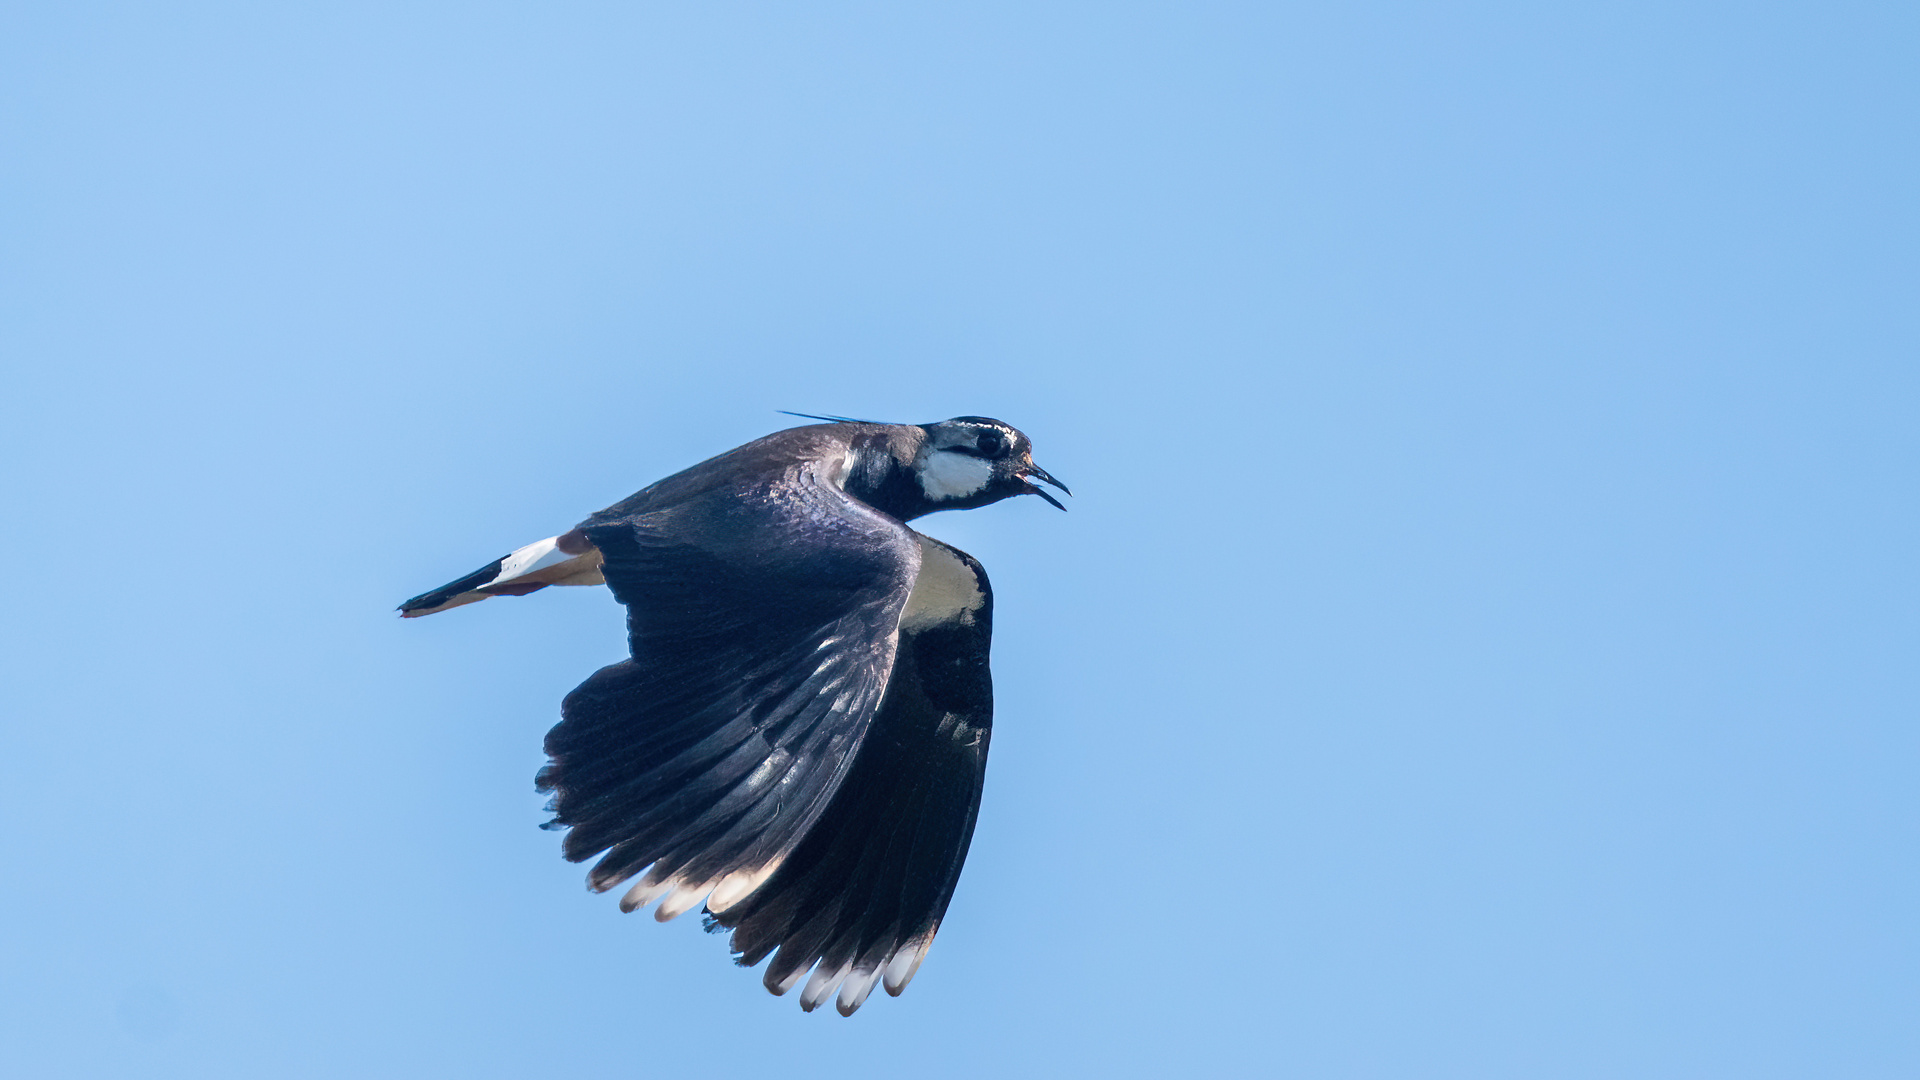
706;861;781;914
882;937;932;996
799;961;853;1013
768;959;811;997
652;881;712;923
836;965;884;1016
618;874;673;914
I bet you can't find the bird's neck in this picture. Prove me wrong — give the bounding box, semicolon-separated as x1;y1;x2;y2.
842;452;935;522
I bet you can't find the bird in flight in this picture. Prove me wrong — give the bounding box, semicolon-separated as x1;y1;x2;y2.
400;415;1067;1015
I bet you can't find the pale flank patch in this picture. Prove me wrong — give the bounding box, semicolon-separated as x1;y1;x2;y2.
900;537;986;632
916;449;994;501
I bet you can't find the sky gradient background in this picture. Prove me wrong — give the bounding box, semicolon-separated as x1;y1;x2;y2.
4;3;1916;1077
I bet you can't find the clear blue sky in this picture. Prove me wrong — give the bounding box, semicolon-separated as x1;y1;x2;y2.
4;3;1915;1077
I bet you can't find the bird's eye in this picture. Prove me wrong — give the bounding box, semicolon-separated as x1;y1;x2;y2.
976;432;1005;457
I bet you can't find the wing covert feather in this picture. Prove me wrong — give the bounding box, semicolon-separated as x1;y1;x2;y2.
707;536;996;1014
536;463;922;919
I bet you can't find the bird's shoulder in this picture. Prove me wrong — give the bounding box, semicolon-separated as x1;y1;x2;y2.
579;424;916;528
575;425;930;615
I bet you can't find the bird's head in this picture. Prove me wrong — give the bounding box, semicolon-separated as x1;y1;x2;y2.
913;416;1071;512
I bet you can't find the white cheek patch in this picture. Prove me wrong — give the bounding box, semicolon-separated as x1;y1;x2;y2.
917;450;994;501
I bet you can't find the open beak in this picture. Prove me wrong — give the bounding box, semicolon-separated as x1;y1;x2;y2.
1021;463;1072;511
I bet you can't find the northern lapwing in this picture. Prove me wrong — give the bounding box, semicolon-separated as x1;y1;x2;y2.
401;415;1067;1015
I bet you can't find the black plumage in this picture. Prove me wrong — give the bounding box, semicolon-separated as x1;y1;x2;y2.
711;538;994;1013
401;417;1065;1014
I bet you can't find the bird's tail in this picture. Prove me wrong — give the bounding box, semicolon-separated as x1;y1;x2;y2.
399;530;605;618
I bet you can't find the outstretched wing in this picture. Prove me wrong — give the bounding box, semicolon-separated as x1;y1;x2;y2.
537;460;923;923
708;535;995;1015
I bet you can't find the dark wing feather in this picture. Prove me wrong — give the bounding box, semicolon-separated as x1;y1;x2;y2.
537;460;923;922
707;536;995;1015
